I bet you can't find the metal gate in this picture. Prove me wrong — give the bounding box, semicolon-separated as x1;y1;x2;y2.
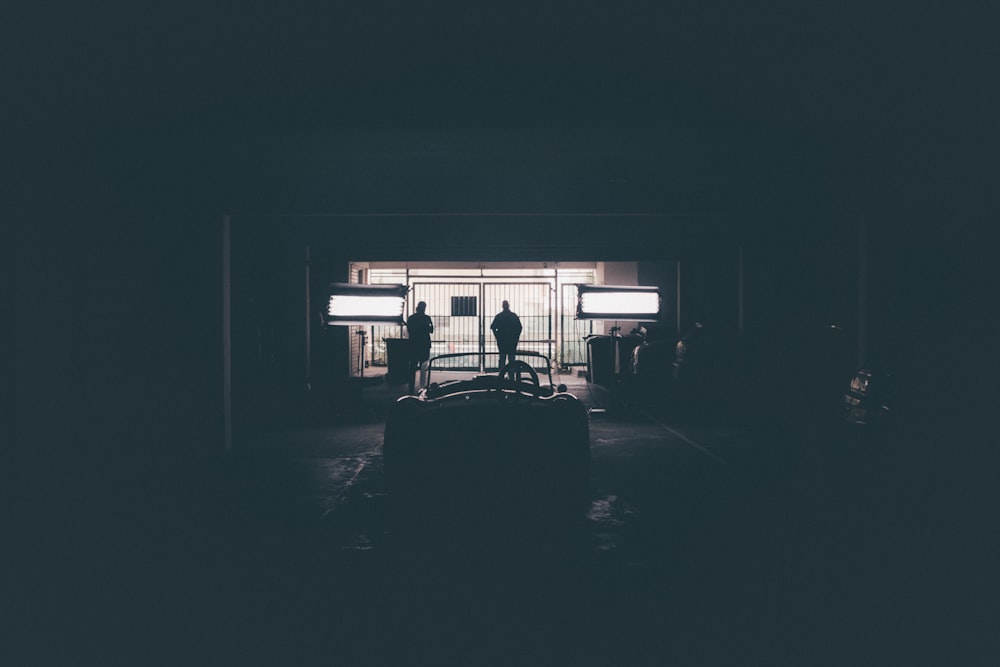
399;282;554;372
483;283;552;372
411;282;483;370
560;283;597;367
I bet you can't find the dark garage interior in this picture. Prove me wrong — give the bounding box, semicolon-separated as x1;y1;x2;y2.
8;3;997;665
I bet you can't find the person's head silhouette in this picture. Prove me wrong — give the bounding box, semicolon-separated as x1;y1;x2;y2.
501;300;510;311
416;301;426;314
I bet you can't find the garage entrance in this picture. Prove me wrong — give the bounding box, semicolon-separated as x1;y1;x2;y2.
360;266;601;373
408;281;551;371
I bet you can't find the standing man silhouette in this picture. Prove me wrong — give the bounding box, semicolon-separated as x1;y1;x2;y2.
490;300;522;371
406;301;433;394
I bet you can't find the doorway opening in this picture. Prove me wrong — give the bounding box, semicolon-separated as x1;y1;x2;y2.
352;265;602;373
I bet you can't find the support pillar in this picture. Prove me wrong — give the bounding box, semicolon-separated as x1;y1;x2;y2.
222;215;232;453
305;244;311;392
858;218;868;369
738;245;744;367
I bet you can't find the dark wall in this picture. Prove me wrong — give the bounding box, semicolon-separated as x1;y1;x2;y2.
13;209;223;555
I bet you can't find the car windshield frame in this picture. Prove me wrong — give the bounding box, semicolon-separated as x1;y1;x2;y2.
426;351;555;388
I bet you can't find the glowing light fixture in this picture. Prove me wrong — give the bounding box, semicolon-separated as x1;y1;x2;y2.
577;284;661;320
324;283;407;326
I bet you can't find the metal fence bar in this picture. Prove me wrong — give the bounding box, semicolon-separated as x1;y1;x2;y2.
479;282;486;372
560;283;596;367
412;282;481;370
483;282;552;372
369;323;405;365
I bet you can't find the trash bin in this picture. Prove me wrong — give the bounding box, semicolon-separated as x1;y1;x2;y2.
588;334;644;385
383;338;411;385
586;335;612;385
618;335;643;371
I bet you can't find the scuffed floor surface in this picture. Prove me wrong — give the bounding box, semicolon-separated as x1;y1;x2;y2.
8;401;984;666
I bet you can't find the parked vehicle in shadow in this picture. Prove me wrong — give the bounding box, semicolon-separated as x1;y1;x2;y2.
627;324;675;409
382;352;590;547
841;365;896;432
670;322;737;416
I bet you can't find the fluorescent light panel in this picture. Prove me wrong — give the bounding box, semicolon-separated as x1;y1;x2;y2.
580;292;660;316
577;285;661;320
328;295;404;318
324;282;407;325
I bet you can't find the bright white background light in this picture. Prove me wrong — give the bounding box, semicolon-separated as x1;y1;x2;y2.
328;295;405;318
580;291;660;316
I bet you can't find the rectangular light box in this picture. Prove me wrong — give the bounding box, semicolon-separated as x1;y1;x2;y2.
576;284;661;321
324;283;408;326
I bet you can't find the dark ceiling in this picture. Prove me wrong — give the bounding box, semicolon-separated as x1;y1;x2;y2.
14;10;990;159
9;2;993;239
14;2;979;129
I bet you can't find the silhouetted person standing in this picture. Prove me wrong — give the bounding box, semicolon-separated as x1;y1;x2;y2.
406;301;433;393
491;300;522;370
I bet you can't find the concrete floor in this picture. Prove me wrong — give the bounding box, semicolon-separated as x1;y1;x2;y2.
7;371;988;666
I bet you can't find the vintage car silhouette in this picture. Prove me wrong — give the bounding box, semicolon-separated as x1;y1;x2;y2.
383;352;590;535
